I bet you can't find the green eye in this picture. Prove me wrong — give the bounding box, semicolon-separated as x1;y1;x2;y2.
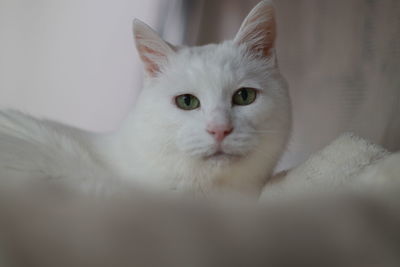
232;88;257;106
175;94;200;110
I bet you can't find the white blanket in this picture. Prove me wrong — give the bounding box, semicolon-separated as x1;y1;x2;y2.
261;133;399;201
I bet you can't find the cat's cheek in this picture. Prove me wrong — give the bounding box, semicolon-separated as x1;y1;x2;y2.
174;126;211;156
254;99;277;124
233;105;272;132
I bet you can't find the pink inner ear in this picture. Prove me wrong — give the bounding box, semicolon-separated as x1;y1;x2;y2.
246;16;276;57
235;2;277;58
134;19;175;77
257;18;276;57
138;45;166;75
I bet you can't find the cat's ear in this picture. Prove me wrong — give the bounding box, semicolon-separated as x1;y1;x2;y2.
133;19;175;77
234;1;276;58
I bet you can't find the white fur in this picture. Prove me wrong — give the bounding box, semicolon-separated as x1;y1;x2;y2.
0;1;291;196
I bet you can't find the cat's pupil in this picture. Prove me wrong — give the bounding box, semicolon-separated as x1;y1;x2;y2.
184;95;191;106
240;89;248;100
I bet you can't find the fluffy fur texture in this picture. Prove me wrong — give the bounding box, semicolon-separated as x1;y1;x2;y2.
260;133;392;201
0;1;291;196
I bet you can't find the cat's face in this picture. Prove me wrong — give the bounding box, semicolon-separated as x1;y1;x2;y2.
137;43;288;165
132;1;290;169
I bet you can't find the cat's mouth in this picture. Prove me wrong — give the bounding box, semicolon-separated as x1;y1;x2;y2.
203;151;242;162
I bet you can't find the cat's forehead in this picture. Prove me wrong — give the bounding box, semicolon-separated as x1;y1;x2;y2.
175;42;245;70
162;41;271;92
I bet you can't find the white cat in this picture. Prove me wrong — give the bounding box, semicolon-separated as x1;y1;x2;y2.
0;1;291;195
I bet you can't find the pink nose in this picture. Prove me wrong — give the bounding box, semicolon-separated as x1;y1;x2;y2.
206;124;233;142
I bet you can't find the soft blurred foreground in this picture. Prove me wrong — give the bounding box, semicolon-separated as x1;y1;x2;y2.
0;182;400;267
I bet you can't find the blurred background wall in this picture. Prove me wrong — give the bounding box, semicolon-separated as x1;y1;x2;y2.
0;0;399;170
0;0;181;131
